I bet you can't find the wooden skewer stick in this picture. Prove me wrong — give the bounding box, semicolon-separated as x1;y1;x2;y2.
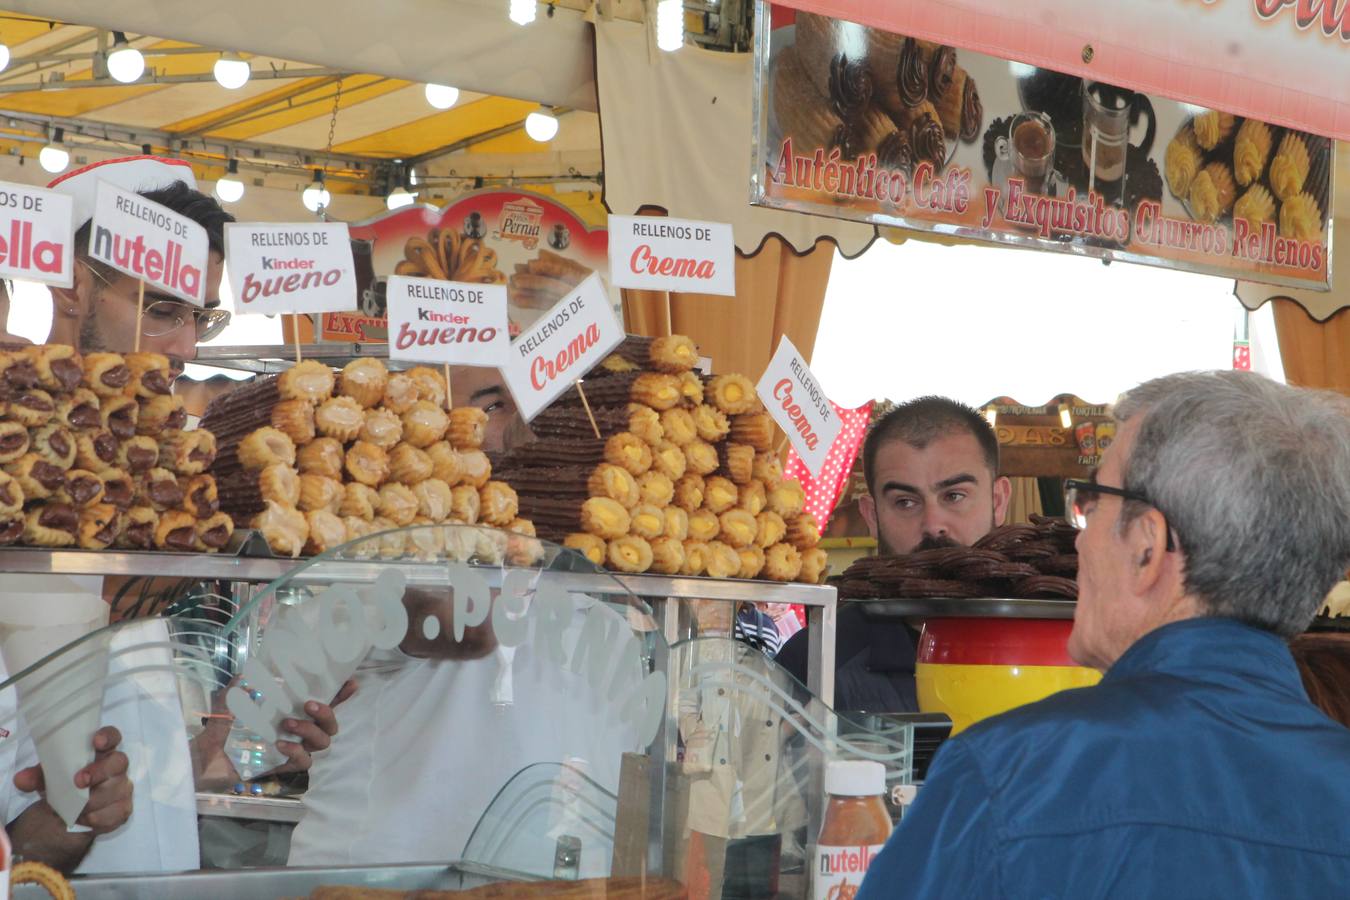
444;363;453;411
133;281;145;353
576;379;601;440
293;315;304;364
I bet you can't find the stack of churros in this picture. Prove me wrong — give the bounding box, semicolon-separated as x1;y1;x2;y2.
394;227;507;285
493;333;827;583
0;344;225;552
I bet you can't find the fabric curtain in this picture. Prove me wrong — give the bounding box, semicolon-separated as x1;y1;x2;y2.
1272;300;1350;395
623;234;835;377
1004;477;1045;526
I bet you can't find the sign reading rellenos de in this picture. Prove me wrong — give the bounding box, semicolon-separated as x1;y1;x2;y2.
751;4;1335;290
90;181;208;303
225;222;357;314
0;181;74;288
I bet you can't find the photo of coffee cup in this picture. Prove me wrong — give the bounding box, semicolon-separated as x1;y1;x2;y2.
996;111;1057;195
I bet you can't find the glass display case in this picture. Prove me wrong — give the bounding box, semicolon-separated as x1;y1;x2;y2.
0;524;909;899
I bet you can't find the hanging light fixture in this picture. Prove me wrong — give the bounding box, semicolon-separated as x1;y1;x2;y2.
301;169;331;213
524;108;558;142
215;158;245;204
386;186;416;210
39;128;69;174
106;31;145;83
213;51;251;90
983;405;998;428
509;0;537;26
656;0;684;51
424;83;459;110
1058;401;1073;429
0;40;10;75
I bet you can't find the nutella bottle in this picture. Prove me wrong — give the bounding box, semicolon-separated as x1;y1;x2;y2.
813;760;891;900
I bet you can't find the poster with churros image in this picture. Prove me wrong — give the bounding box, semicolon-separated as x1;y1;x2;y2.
751;2;1333;290
331;189;612;342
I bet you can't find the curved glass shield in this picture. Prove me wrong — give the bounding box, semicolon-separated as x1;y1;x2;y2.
0;526;669;892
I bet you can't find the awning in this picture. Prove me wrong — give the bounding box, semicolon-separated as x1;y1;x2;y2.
776;0;1350;142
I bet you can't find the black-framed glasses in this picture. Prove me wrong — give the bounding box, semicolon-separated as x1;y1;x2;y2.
1064;478;1177;552
81;260;231;340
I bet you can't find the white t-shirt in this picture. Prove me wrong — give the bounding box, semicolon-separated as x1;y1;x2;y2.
288;599;644;875
0;581;198;873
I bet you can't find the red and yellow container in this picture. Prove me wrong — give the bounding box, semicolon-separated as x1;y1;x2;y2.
915;618;1100;734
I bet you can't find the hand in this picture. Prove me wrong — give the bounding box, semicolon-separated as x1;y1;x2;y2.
14;726;134;835
273;679;357;773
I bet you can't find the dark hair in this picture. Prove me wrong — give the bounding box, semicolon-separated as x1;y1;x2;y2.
1290;634;1350;728
74;180;235;259
862;396;999;493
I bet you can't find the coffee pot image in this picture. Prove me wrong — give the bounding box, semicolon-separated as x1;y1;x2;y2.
1081;81;1156;197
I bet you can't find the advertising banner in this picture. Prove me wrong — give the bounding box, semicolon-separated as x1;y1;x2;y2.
224;222;357;315
608;215;737;295
385;276;510;367
331;189;612;343
89;181;209;304
751;4;1335;289
0;181;74;288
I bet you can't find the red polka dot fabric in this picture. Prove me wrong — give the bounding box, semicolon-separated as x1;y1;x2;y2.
784;400;873;530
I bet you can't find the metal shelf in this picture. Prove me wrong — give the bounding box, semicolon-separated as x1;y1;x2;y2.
194;342;391;374
858;597;1076;620
0;547;837;606
196;791;303;823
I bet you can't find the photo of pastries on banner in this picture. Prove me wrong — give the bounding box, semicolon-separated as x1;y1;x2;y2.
0;344;227;552
1162;112;1331;239
770;11;982;177
495;334;827;583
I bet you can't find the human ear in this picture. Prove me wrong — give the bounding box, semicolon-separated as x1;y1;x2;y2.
1129;509;1170;591
858;492;879;539
991;475;1013;526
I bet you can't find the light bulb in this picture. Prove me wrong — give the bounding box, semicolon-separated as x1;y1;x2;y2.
107;32;145;83
983;406;998;428
524;109;558;142
39;143;69;174
0;44;10;74
424;83;459;110
302;184;331;213
215;177;244;203
214;52;250;90
408;167;418;186
509;0;536;26
656;0;683;52
1058;403;1073;429
386;187;416;210
302;171;330;213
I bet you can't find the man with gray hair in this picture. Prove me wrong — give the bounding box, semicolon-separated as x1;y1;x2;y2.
859;371;1350;898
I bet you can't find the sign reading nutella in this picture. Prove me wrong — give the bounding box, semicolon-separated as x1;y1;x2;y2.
503;272;624;421
225;222;356;315
756;335;841;479
386;275;510;367
609;215;736;296
89;181;207;304
0;181;74;288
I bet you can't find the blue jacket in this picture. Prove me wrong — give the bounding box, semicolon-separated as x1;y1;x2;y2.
858;617;1350;899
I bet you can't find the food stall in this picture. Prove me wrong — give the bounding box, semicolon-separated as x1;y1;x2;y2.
0;0;1345;897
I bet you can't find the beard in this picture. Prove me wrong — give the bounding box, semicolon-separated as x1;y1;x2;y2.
78;310;107;352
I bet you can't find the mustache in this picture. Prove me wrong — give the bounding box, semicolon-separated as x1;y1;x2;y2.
914;533;962;551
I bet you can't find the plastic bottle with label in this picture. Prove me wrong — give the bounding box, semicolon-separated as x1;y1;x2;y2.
813;760;892;900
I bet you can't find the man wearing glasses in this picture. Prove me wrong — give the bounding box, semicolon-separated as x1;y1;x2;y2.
0;158;336;873
859;372;1350;898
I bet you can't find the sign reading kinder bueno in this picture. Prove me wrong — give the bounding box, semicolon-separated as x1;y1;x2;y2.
503;272;625;422
89;181;208;303
386;275;510;367
751;4;1335;290
225;222;357;315
609;215;737;296
0;181;74;288
756;334;841;479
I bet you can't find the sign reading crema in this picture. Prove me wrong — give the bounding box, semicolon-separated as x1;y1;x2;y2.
609;215;736;296
386;275;510;367
503;272;625;421
225;222;357;314
0;181;74;288
89;181;208;303
756;335;841;478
